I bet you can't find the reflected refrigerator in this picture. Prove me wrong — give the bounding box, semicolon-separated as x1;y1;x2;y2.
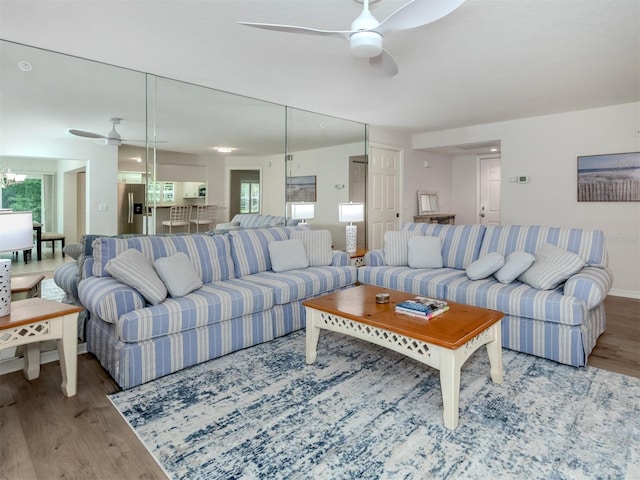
118;183;146;234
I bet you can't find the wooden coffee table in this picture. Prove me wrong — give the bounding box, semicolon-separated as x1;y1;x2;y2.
303;285;504;430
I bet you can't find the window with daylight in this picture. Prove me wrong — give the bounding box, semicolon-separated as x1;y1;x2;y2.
240;181;260;213
1;174;54;229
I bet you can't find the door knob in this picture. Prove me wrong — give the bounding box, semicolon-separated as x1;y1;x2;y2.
480;206;486;218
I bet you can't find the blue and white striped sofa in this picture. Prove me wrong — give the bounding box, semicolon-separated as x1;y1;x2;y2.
359;223;613;367
78;226;357;389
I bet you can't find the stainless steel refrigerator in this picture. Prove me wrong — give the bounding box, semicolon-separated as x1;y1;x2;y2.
118;183;146;234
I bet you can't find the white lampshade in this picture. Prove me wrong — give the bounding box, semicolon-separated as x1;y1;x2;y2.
291;203;315;221
0;211;33;252
338;203;364;223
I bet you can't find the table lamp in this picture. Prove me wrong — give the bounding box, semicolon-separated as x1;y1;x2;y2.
0;211;34;316
338;202;364;253
291;202;315;224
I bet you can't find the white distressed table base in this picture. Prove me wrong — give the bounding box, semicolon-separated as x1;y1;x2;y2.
305;307;502;430
0;312;78;397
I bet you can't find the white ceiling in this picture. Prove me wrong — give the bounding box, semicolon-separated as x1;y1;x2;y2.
1;0;638;139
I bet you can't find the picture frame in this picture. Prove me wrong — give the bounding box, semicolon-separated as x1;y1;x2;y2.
577;152;640;202
286;175;317;202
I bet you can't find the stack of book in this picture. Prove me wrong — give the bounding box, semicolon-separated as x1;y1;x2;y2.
395;296;449;319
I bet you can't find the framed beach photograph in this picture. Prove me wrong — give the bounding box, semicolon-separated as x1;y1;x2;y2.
286;175;317;202
577;152;640;202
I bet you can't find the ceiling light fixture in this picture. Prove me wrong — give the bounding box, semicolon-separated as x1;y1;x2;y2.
17;61;32;72
215;147;235;153
1;167;27;188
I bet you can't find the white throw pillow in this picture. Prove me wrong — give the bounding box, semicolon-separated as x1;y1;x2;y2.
407;236;443;269
291;230;332;266
154;252;203;298
518;244;585;290
494;251;536;284
105;248;167;305
383;231;418;266
268;239;309;272
466;252;505;280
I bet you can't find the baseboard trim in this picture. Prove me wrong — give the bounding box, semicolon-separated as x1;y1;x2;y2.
0;342;88;376
608;289;640;300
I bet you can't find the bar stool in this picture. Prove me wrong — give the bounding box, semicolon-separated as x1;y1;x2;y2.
162;206;192;233
190;205;218;232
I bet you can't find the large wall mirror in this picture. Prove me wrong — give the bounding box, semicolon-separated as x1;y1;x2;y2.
0;40;367;249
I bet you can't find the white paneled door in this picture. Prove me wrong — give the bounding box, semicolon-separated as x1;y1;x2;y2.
479;156;501;226
368;146;401;250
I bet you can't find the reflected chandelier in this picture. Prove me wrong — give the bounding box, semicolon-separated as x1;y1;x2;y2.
1;167;27;188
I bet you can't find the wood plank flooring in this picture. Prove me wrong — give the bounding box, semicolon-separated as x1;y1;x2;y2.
1;252;638;479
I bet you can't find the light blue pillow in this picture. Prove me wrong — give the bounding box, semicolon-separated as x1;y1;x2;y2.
494;251;536;284
408;236;443;269
154;252;203;297
291;230;332;266
268;239;309;272
466;252;505;280
518;244;585;290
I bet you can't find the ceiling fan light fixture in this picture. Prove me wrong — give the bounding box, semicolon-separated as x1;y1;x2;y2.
350;31;383;58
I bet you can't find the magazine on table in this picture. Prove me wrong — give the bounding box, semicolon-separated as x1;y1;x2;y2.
395;296;449;319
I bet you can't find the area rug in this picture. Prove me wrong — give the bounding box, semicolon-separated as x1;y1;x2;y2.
42;278;65;302
109;330;640;480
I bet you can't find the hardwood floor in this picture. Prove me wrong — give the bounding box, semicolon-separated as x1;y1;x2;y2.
1;253;638;479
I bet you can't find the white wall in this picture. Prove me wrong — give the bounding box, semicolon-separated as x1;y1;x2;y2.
413;102;640;297
451;154;478;224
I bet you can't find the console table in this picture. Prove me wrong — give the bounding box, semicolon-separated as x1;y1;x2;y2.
414;214;456;224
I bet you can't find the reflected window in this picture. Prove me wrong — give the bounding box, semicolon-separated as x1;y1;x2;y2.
148;181;175;203
1;175;43;223
240;181;260;213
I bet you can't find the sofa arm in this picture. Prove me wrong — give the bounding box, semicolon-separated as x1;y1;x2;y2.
331;250;349;266
564;266;614;309
78;277;146;324
364;250;385;266
53;262;81;305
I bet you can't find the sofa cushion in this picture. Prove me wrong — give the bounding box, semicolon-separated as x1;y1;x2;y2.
495;251;536;284
445;276;587;326
268;239;309;272
518;244;585;290
408;236;443;269
241;266;357;304
384;231;419;266
116;278;275;342
291;230;333;266
466;253;505;280
154;252;203;297
105;249;167;305
92;234;235;283
358;266;466;299
478;225;607;267
401;223;486;269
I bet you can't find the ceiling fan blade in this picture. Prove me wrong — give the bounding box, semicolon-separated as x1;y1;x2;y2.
375;0;466;35
369;49;398;77
69;129;107;139
121;139;168;143
238;22;351;40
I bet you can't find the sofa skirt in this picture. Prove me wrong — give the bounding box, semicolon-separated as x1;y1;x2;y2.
501;303;606;367
88;310;277;389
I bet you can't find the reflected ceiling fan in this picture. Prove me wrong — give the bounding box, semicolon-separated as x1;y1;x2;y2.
68;117;164;146
239;0;466;76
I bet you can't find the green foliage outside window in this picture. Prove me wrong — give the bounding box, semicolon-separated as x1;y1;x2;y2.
1;178;42;222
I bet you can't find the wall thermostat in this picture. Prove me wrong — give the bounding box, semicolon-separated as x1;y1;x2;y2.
517;175;529;184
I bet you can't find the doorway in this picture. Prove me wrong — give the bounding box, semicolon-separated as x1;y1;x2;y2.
368;146;401;250
229;169;261;217
479;156;501;226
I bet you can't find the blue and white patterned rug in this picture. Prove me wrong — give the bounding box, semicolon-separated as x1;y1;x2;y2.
109;330;640;480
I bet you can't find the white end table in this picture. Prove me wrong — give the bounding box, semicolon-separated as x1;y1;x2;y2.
0;298;82;397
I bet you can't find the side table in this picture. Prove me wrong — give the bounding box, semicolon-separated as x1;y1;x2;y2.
346;248;368;267
0;298;82;397
11;274;45;300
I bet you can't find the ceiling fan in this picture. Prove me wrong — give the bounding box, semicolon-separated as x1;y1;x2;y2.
238;0;466;76
69;117;162;146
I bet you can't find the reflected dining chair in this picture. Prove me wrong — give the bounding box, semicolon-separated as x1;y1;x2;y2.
190;205;218;233
162;205;192;233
